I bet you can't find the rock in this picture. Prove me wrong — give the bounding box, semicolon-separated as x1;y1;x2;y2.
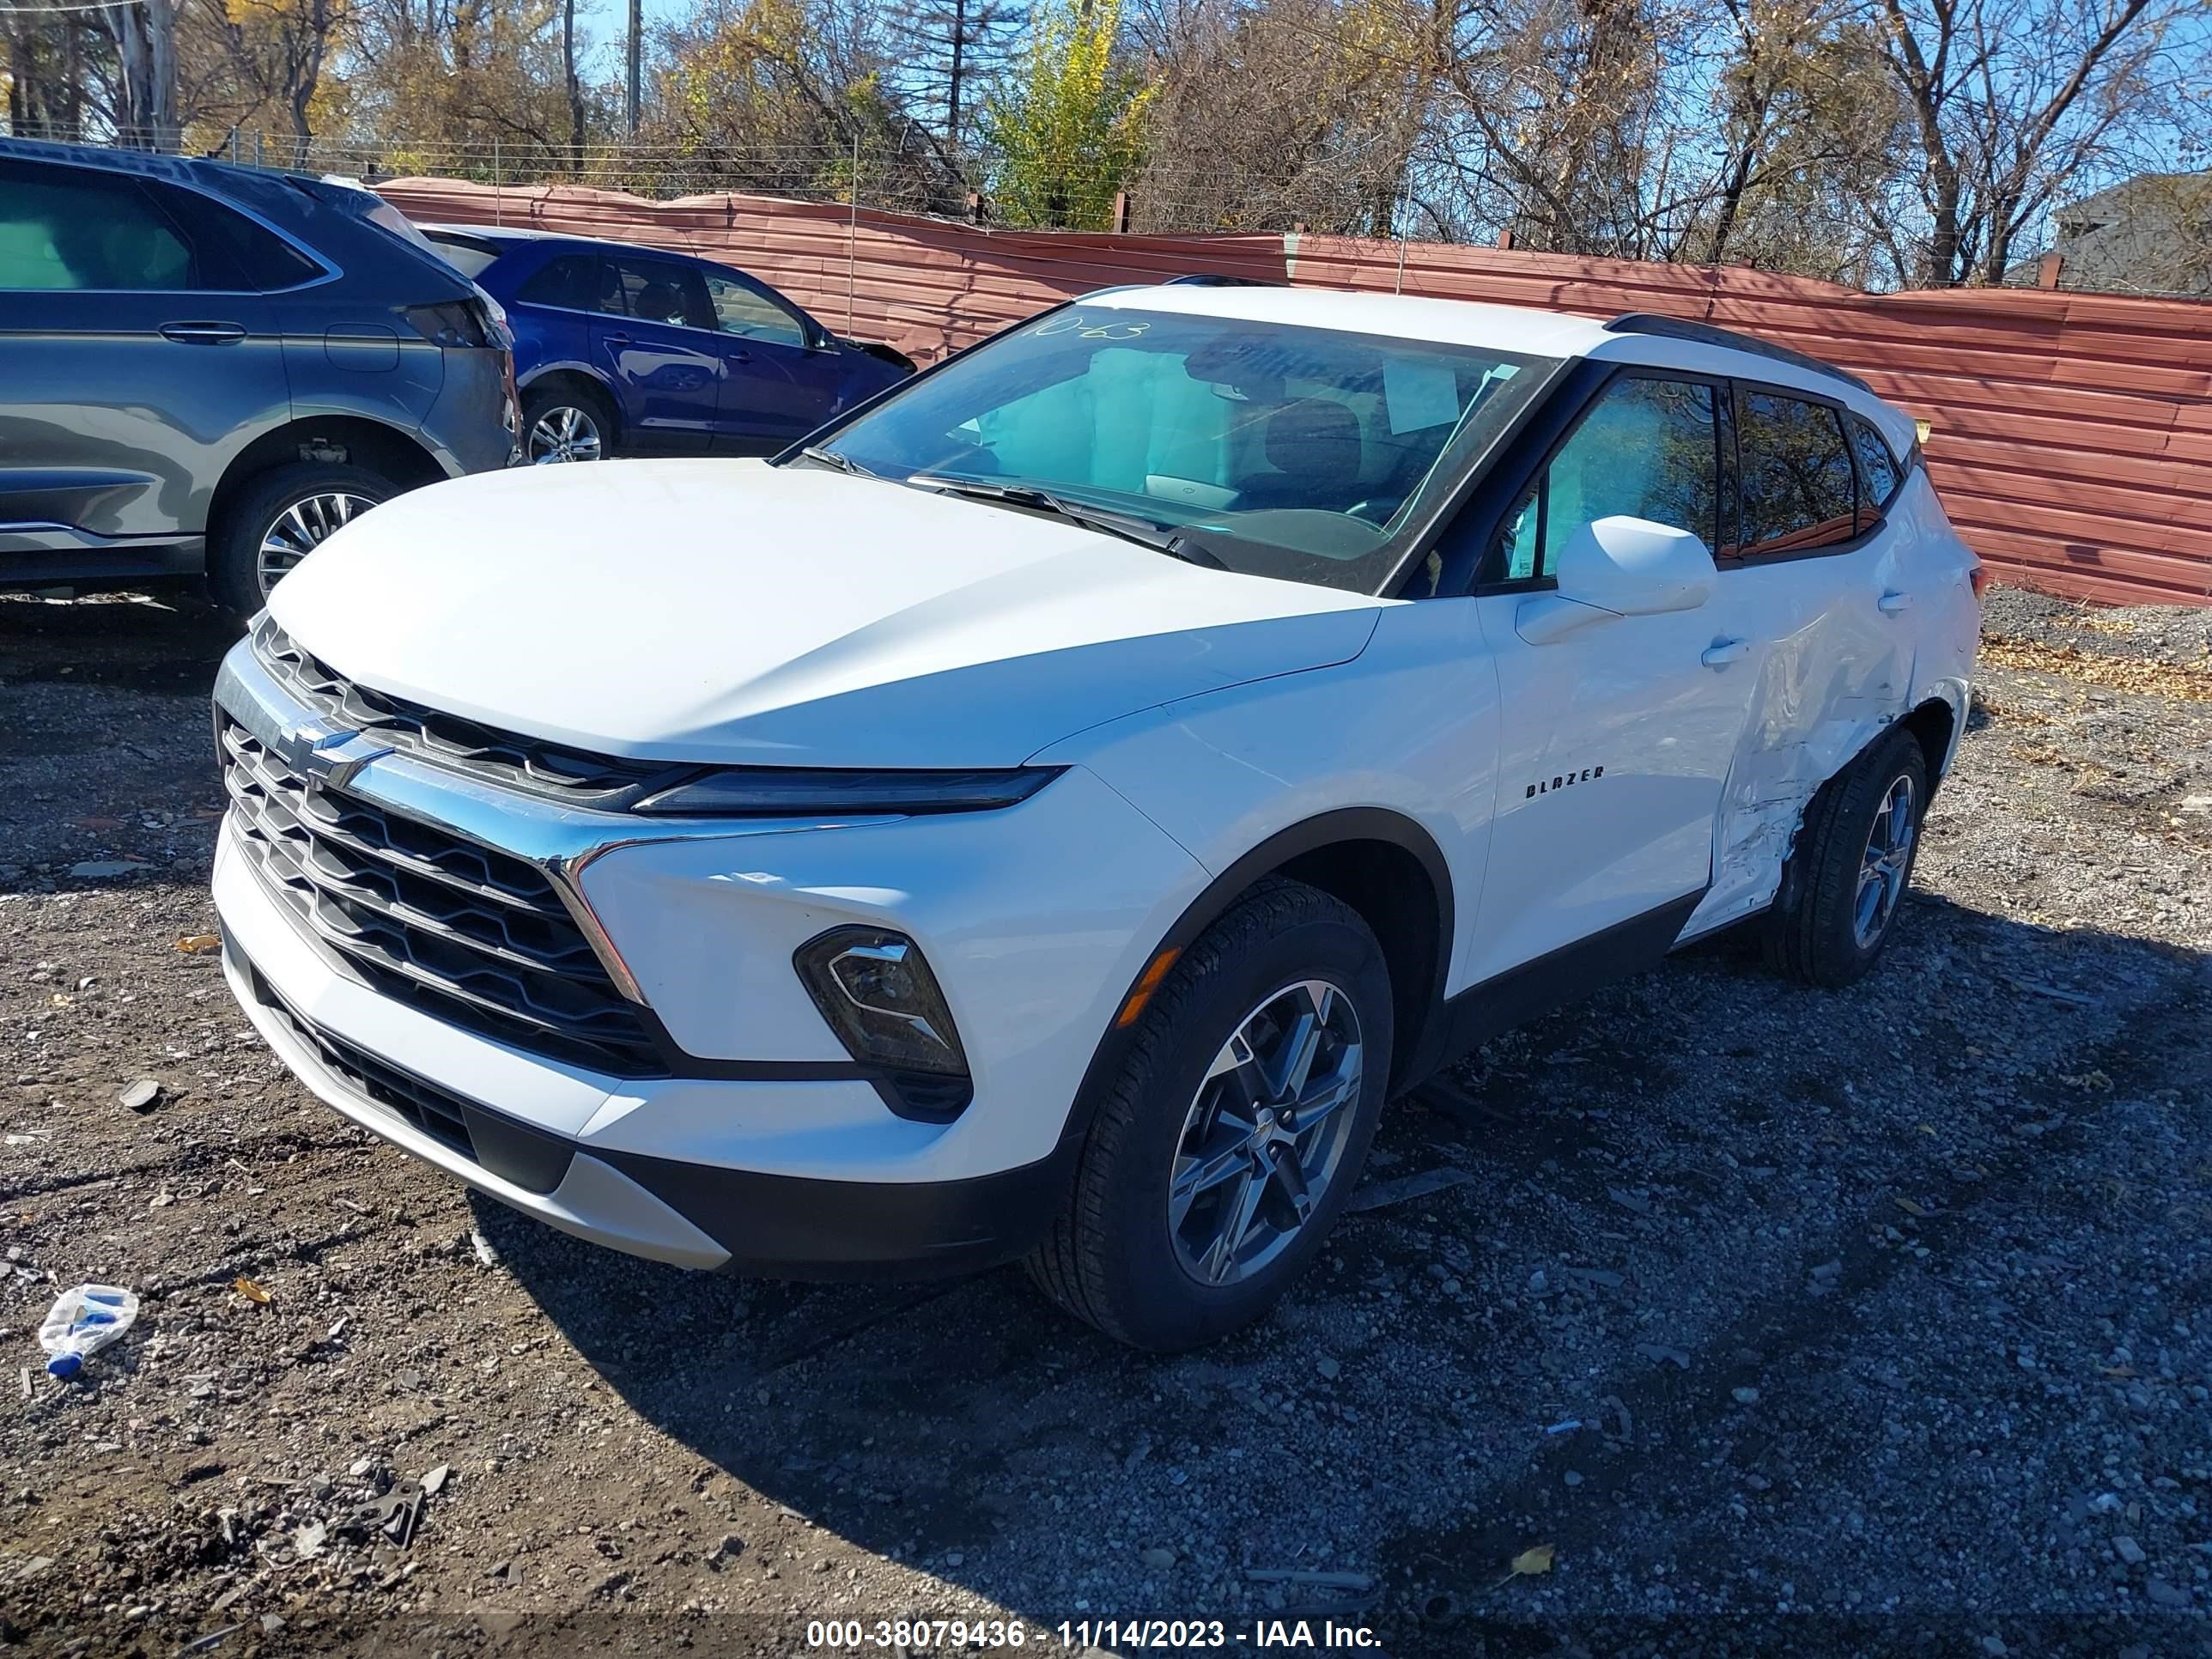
70;861;141;879
421;1464;451;1496
2144;1578;2190;1608
1732;1387;1760;1405
1563;1471;1583;1488
118;1079;162;1114
293;1521;326;1559
945;1550;965;1566
715;1534;743;1560
1980;1638;2006;1657
471;1231;500;1268
1316;1357;1340;1381
1139;1546;1176;1570
2113;1535;2145;1565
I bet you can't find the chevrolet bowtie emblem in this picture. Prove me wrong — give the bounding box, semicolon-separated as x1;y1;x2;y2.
300;727;395;791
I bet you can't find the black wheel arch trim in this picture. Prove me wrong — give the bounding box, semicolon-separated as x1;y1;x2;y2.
1049;806;1455;1164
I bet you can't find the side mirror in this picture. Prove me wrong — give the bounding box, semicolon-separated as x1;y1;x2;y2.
1516;516;1716;645
1556;515;1716;614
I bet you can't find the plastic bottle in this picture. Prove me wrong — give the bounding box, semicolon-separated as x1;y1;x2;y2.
37;1284;139;1378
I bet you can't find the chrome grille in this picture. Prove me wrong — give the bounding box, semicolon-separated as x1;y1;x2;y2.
252;620;679;805
219;714;666;1076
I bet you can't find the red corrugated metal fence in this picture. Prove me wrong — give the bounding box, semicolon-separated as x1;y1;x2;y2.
382;178;2212;608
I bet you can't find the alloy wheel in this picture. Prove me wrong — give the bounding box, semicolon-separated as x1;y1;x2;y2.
527;404;605;464
257;492;378;594
1167;979;1364;1287
1854;773;1917;947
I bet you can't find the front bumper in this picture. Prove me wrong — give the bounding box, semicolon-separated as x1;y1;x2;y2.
209;635;1206;1275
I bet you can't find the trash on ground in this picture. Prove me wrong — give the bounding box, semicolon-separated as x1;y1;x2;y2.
232;1277;272;1306
36;1283;139;1378
469;1230;499;1268
176;933;222;954
1508;1542;1555;1577
118;1079;163;1114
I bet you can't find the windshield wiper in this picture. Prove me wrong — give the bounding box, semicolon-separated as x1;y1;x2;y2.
907;475;1226;568
794;445;877;478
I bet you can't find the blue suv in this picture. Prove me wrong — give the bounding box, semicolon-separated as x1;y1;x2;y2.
422;225;914;464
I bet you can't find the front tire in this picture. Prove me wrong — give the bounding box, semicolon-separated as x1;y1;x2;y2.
1763;727;1929;987
208;461;392;617
1028;878;1393;1352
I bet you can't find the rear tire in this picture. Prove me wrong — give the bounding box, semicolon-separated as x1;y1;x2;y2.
1762;727;1928;988
522;383;615;464
208;461;392;617
1027;878;1393;1352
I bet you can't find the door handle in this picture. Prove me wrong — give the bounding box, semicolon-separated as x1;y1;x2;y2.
603;332;631;346
1878;589;1912;615
725;349;751;363
161;321;246;344
1700;638;1750;669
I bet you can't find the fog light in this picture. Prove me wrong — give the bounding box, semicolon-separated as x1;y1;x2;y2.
794;927;968;1076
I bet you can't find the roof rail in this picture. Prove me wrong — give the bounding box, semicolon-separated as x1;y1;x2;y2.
1602;313;1870;394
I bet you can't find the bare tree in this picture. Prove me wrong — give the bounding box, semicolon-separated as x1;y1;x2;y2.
1874;0;2202;284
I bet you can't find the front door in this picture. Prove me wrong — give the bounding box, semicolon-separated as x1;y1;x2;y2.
591;254;721;453
1462;374;1761;987
698;268;844;451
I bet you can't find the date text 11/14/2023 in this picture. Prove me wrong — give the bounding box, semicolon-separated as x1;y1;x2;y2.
804;1617;1383;1649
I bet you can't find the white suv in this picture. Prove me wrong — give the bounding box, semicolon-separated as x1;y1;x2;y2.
211;284;1980;1350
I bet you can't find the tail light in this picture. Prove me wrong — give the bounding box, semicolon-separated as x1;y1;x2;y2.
403;301;495;349
1968;560;1990;600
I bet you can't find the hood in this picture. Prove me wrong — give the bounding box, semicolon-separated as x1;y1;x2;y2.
269;459;1385;768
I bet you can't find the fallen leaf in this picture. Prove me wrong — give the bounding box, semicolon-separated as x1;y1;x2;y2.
1894;1196;1929;1218
234;1277;272;1306
1510;1543;1555;1577
176;934;222;954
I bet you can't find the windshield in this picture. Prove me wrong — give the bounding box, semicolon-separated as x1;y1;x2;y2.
802;306;1559;592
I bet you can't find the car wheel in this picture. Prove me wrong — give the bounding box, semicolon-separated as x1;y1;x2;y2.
522;386;614;464
1028;878;1393;1352
1762;726;1929;988
209;461;392;617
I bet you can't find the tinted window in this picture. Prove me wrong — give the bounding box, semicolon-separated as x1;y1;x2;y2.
1502;377;1718;580
518;253;599;310
1736;391;1858;556
702;270;808;348
143;181;322;289
1847;413;1903;513
0;160;204;289
599;257;711;330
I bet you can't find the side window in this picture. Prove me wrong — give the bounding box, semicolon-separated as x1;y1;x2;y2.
600;257;712;330
1846;413;1903;520
702;270;809;349
142;181;323;290
1735;391;1859;556
518;254;599;310
0;160;205;290
1497;376;1718;580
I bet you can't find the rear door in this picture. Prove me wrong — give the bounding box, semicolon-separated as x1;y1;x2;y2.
0;155;294;562
1693;385;1916;930
589;254;721;453
1462;372;1764;985
697;266;845;450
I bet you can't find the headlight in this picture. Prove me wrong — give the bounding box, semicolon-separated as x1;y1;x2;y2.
633;766;1060;817
795;927;968;1079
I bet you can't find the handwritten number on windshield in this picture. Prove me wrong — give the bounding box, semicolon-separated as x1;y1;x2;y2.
1027;313;1151;341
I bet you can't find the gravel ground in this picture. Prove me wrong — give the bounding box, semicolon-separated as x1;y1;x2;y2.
0;586;2207;1657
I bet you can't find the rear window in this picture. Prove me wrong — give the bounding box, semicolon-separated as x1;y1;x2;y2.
516;253;599;310
1734;390;1859;556
143;180;324;289
426;235;501;280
